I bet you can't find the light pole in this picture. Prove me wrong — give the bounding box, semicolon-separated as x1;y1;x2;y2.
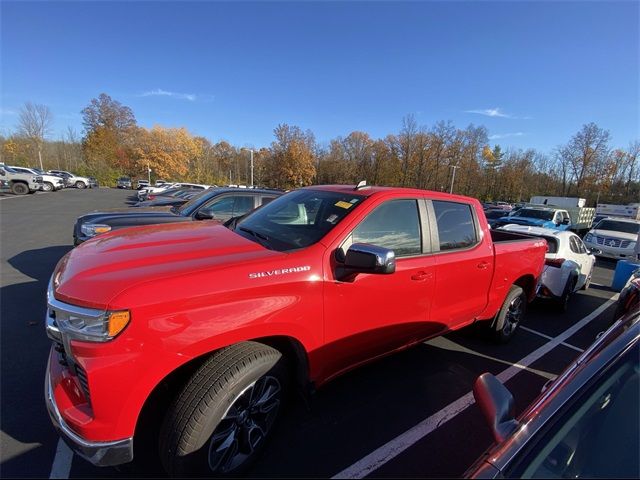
147;165;151;184
241;148;254;187
449;164;460;194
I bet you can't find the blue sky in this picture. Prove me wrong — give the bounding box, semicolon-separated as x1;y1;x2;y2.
1;1;638;153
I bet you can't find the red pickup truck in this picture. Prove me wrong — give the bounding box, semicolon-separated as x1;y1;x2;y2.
45;185;546;475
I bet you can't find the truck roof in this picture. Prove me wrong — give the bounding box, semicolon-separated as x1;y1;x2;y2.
303;184;478;202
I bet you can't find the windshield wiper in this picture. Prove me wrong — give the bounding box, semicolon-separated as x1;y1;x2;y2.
239;226;272;249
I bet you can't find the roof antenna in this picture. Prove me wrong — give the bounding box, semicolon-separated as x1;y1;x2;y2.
355;180;369;190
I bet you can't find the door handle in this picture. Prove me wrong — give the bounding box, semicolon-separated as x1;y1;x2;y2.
411;271;432;281
477;261;490;270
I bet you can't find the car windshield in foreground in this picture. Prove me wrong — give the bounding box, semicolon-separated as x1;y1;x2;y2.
235;189;366;251
595;220;640;234
516;209;554;220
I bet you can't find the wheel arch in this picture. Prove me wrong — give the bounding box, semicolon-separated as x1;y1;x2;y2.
132;335;310;454
513;274;537;302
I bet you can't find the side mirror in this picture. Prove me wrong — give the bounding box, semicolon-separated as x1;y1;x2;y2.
336;243;396;280
473;373;519;443
195;210;216;220
562;218;570;225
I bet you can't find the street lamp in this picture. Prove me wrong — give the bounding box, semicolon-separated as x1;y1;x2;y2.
449;164;460;194
241;148;254;187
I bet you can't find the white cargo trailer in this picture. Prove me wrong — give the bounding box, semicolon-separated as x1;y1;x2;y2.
595;203;640;220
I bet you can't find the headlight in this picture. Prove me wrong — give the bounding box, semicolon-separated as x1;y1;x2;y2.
47;281;130;341
584;233;594;242
35;175;43;182
629;242;636;250
80;224;112;237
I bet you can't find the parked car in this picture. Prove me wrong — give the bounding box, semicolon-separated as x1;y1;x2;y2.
484;209;510;229
47;170;92;189
488;201;513;211
583;217;640;260
0;164;41;194
116;176;132;189
137;183;211;201
134;187;202;208
0;178;10;193
46;185;546;474
466;309;639;479
88;177;99;188
8;166;65;191
136;179;149;190
499;225;596;311
73;187;282;244
494;206;572;231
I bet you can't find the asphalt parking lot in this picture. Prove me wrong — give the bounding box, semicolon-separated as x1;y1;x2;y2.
0;188;621;478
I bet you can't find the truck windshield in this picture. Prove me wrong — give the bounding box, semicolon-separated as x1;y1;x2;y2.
595;220;640;234
235;189;365;251
516;209;554;220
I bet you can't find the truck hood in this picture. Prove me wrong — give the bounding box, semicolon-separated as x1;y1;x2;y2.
54;222;279;308
590;229;637;241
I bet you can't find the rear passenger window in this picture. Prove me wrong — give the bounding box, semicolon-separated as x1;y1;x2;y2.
351;199;422;257
432;200;478;251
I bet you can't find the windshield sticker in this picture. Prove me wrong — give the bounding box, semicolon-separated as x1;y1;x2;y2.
335;201;353;209
249;266;311;279
326;214;339;223
350;198;359;203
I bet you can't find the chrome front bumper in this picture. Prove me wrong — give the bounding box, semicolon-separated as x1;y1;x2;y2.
45;362;134;467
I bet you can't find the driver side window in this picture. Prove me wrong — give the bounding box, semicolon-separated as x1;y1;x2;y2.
198;196;236;220
345;199;422;257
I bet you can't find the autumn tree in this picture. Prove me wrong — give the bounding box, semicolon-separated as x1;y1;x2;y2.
81;93;137;176
131;126;203;180
17;102;54;170
265;124;316;189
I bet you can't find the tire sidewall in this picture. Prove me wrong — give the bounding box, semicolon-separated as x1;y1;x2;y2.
42;182;53;192
160;347;288;476
11;183;28;195
494;285;526;343
75;181;86;189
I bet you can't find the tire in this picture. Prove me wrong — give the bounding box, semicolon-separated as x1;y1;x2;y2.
75;181;86;189
10;182;29;195
491;285;526;343
42;182;54;192
557;277;577;313
581;271;592;291
159;342;288;476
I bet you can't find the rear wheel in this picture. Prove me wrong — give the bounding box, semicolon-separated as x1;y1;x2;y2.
581;271;592;290
10;182;29;195
75;181;86;189
557;277;577;313
491;285;526;343
159;342;288;476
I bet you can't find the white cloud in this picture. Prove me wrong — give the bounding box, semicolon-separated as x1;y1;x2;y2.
489;132;526;140
140;88;203;102
465;108;532;120
0;108;18;116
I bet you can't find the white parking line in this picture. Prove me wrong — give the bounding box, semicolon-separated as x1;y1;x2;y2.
519;326;585;353
49;439;73;479
332;294;619;479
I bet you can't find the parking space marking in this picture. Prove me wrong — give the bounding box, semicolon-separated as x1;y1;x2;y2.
426;336;557;380
332;294;619;479
519;326;585;353
49;439;73;479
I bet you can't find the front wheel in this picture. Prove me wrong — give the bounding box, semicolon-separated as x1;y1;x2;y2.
75;181;86;189
42;182;54;192
10;182;29;195
159;342;288;476
491;285;526;343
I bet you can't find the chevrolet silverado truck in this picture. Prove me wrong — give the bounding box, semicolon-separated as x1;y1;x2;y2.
0;164;42;194
45;184;546;475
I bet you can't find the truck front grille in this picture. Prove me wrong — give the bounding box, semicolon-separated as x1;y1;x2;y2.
595;236;631;248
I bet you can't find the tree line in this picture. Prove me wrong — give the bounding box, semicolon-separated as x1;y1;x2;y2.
1;93;638;205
